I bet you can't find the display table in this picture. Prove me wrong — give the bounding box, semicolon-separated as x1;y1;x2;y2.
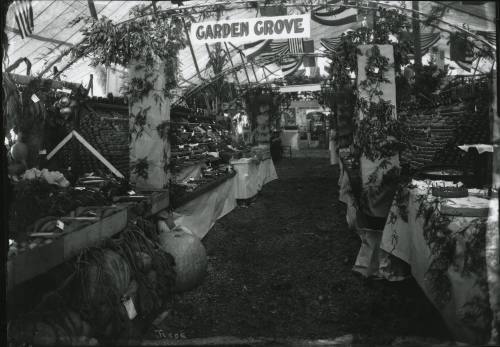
230;157;278;200
378;180;498;344
172;174;237;239
281;129;299;150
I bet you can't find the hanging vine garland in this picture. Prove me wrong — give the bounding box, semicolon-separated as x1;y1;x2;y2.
70;3;186;97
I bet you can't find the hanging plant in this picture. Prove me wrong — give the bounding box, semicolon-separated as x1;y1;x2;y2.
71;4;186;95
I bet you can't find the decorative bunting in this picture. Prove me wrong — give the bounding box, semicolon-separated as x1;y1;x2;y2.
281;56;303;76
420;32;441;55
13;0;34;39
243;40;272;60
311;6;358;27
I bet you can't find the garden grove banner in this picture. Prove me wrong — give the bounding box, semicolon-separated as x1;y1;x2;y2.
190;14;311;45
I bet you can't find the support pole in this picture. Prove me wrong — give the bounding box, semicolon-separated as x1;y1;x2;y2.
239;52;251;83
224;42;241;86
182;17;202;80
412;1;422;69
250;62;259;81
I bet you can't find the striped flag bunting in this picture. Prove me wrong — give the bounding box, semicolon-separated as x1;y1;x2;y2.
243;40;272;60
256;40;290;65
311;5;358;27
476;30;496;47
420;32;441;55
13;0;34;39
281;56;303;76
320;37;343;53
288;38;304;54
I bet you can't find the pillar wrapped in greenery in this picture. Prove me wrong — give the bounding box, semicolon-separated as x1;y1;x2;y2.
70;4;185;188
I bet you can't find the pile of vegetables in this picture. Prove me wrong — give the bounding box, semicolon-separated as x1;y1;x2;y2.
8;220;177;345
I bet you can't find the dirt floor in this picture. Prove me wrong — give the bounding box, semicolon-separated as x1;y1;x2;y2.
156;158;451;344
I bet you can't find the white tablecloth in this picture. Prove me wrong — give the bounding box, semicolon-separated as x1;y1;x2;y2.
172;176;237;239
230;158;278;199
379;182;499;345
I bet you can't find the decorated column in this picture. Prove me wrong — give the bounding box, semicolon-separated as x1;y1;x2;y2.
128;60;171;189
356;44;400;218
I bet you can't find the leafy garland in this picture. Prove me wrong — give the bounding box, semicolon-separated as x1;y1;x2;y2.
387;185;492;336
71;4;186;96
355;45;411;162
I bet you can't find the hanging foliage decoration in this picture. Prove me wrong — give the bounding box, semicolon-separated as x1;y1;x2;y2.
70;4;186;95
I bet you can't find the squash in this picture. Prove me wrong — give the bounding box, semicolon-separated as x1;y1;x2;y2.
159;228;207;292
86;249;131;302
10;140;29;163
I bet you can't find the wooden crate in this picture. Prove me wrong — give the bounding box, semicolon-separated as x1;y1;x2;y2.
7;206;127;292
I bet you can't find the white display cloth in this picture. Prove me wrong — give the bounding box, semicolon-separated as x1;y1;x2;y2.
172;176;237;239
379;180;497;344
230;158;278;199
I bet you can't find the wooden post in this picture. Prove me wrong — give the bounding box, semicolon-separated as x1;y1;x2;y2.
412;1;422;69
128;60;170;189
250;62;259;81
182;17;202;80
224;42;241;85
357;44;398;218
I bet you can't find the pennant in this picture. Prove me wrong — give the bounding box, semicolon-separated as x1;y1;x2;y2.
13;0;34;39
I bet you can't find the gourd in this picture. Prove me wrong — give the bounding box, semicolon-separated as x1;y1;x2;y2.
159;228;207;292
86;249;131;301
10;140;29;164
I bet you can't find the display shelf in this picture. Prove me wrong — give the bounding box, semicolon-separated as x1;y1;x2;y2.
7;205;128;292
170;171;236;209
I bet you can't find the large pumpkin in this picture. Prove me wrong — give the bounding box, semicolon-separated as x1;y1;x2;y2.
159;228;207;292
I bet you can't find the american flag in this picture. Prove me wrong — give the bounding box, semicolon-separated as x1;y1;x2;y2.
13;0;34;39
288;38;304;54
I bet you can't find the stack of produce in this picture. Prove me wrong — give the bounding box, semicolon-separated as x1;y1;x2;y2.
8;221;177;345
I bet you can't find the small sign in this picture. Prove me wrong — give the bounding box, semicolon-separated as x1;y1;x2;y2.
39;149;47;155
128;190;136;195
123;298;137;320
56;220;65;231
74;186;86;190
31;94;40;103
56;88;73;94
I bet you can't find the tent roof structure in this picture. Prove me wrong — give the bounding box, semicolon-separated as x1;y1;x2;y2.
4;1;497;97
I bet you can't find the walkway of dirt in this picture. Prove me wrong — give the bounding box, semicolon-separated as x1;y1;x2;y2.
157;158;450;344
